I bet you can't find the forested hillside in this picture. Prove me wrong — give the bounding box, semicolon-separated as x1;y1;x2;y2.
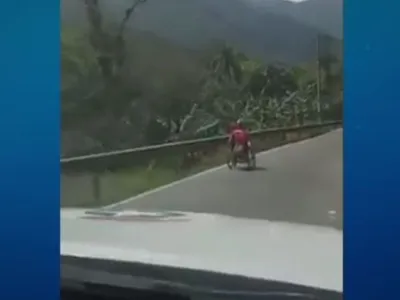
62;0;343;157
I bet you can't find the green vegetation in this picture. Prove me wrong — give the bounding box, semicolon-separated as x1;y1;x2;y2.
61;0;343;158
62;151;226;207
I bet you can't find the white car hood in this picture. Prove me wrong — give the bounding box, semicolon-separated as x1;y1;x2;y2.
61;208;342;292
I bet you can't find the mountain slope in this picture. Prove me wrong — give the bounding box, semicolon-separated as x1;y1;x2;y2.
62;0;339;64
246;0;342;38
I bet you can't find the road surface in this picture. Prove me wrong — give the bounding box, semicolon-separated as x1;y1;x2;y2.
109;129;343;229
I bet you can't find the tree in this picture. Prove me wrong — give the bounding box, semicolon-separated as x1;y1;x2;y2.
61;28;104;127
83;0;148;79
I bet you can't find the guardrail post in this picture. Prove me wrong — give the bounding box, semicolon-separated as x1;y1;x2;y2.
92;174;101;205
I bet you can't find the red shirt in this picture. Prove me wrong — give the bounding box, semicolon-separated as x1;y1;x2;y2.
231;128;249;145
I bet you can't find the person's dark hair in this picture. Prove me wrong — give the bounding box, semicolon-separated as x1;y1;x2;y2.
236;119;244;129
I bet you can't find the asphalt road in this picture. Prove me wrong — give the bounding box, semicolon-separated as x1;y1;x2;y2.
110;129;343;229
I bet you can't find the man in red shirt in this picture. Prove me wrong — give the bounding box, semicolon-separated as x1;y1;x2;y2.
228;120;251;155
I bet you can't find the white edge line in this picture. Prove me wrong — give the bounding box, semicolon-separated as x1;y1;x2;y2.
103;129;341;209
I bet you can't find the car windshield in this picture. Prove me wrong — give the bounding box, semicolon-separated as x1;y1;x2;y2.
61;0;343;297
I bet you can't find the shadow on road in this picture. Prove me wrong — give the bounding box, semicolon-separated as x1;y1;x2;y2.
237;166;267;172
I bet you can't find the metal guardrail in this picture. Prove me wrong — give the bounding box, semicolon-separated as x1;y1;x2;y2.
61;121;342;207
62;121;341;169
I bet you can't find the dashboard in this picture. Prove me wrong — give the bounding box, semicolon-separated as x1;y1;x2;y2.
61;255;342;300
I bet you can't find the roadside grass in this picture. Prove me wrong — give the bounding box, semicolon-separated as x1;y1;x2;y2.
61;146;228;208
